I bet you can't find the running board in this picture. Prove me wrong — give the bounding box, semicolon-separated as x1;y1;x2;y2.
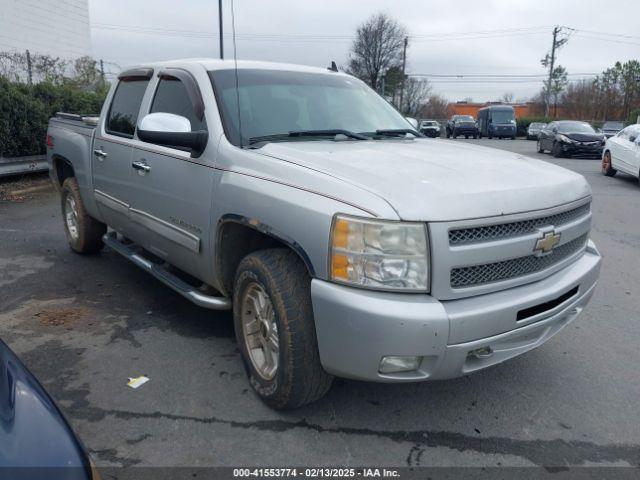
102;232;231;310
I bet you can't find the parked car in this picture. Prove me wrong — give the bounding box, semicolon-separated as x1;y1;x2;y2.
526;122;547;140
477;105;516;139
599;121;624;139
446;115;478;138
420;120;441;137
537;121;605;158
0;339;98;479
47;59;601;410
602;124;640;182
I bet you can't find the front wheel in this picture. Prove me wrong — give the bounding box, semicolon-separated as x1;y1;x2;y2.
602;151;617;177
233;249;333;410
551;142;564;158
61;177;106;254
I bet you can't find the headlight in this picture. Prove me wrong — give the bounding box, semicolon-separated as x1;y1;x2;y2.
329;214;429;291
558;134;573;143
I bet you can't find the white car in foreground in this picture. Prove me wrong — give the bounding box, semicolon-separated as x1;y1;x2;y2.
602;124;640;182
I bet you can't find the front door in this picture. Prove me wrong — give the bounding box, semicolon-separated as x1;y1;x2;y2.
127;73;215;281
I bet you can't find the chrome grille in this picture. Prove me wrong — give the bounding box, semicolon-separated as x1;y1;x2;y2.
450;234;588;289
449;203;590;245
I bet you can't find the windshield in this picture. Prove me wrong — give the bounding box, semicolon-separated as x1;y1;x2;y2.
455;115;474;122
602;122;623;131
422;121;436;126
210;69;412;146
529;122;545;128
557;122;596;134
490;110;515;124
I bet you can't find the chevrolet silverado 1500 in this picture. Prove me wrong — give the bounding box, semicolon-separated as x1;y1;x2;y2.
47;59;601;409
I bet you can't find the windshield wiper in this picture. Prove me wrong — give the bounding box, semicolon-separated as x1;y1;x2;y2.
289;129;368;140
374;129;423;138
248;129;367;146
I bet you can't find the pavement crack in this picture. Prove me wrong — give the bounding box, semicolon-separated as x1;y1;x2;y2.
99;408;639;467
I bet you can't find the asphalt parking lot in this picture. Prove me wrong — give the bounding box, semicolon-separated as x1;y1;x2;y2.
1;138;639;469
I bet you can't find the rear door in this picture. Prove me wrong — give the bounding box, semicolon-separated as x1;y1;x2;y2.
93;70;152;234
127;69;215;280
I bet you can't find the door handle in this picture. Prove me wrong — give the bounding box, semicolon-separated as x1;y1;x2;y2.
132;160;151;173
93;148;108;159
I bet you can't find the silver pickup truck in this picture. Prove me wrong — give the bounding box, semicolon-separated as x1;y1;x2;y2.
47;59;601;409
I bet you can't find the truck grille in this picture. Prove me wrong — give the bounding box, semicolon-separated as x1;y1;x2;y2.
450;234;588;289
449;203;590;245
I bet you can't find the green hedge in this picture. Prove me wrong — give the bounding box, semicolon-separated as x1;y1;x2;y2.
516;116;555;137
0;77;107;157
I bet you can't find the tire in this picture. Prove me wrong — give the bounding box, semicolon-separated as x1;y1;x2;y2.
537;140;545;153
60;177;106;254
233;248;333;410
551;142;564;158
488;136;493;139
465;135;469;139
511;136;516;140
602;151;617;177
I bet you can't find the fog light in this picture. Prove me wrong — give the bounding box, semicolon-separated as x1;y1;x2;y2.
379;355;422;374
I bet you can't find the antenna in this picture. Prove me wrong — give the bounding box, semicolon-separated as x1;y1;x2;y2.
231;0;243;147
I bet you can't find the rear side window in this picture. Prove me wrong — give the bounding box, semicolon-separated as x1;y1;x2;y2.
107;78;150;137
150;77;205;131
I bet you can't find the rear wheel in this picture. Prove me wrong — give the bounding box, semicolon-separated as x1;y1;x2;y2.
61;177;106;254
602;151;617;177
233;249;333;410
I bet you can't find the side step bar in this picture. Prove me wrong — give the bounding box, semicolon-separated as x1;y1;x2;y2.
102;232;232;310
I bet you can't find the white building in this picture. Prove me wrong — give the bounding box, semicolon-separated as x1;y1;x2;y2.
0;0;91;59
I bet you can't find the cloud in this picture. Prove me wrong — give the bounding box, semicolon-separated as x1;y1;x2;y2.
88;0;640;102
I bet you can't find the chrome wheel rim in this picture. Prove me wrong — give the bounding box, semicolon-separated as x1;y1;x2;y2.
64;196;79;241
241;281;278;380
602;152;610;173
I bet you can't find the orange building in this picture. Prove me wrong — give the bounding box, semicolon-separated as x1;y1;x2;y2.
446;102;540;120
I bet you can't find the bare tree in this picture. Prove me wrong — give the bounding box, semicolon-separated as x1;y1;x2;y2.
347;13;407;90
402;78;432;116
500;92;514;104
419;94;449;119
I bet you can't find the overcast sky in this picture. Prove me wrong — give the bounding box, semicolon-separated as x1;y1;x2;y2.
89;0;640;102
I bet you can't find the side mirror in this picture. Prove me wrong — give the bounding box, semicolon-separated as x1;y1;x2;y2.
630;135;637;143
137;112;208;157
405;117;419;129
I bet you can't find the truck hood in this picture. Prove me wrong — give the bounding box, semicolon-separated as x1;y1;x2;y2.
257;139;591;221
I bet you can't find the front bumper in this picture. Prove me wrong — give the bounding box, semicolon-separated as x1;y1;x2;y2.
311;241;601;382
561;143;604;157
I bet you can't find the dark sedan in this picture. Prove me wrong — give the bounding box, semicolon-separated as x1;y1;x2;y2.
0;339;98;480
537;121;605;158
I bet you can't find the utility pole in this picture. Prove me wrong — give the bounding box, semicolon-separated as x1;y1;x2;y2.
543;26;569;117
99;59;105;87
399;37;408;113
218;0;224;60
26;49;33;85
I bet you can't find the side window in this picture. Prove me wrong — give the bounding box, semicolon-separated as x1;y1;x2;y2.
106;78;150;138
150;77;206;131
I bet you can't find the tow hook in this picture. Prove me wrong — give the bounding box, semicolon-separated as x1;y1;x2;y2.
468;346;493;359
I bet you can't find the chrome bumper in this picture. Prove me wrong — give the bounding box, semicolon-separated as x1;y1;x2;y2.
311;241;601;382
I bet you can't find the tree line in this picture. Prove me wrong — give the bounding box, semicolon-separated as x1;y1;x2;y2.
345;13;639;124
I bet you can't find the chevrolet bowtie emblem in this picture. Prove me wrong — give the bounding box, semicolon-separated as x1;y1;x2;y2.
534;230;561;255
